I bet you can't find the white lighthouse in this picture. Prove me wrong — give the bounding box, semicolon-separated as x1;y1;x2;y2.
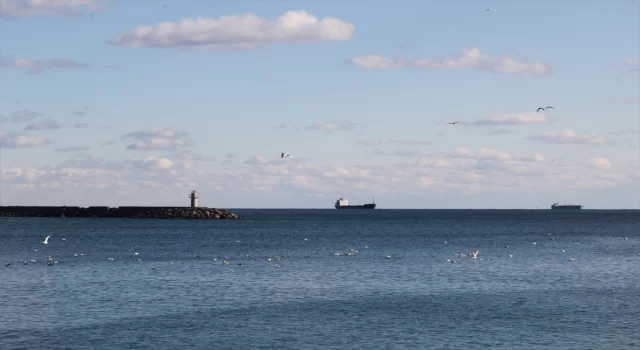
189;190;199;208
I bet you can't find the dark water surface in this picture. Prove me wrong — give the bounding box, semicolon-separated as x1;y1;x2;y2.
1;209;639;349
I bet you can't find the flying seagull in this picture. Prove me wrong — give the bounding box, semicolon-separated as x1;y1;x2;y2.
281;153;292;159
447;121;460;125
485;8;496;12
471;250;479;259
536;106;554;112
42;235;51;245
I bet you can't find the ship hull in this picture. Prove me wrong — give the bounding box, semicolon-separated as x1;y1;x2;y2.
551;205;582;210
335;204;376;209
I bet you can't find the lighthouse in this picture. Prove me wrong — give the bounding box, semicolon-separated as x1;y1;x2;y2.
189;190;199;208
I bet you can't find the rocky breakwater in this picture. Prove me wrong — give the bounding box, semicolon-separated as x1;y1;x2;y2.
0;206;243;219
132;207;242;219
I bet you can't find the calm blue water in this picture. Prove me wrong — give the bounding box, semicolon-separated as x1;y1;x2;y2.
1;209;639;349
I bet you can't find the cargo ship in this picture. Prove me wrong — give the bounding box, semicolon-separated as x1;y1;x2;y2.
551;202;582;210
334;197;376;209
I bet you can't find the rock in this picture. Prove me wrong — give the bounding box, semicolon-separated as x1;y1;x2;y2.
0;206;244;220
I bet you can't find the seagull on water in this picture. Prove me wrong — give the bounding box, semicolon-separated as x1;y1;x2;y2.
42;235;51;245
536;106;554;112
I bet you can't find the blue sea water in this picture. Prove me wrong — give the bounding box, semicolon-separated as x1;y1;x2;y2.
1;209;639;349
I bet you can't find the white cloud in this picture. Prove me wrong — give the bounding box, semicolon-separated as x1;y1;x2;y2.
374;149;427;158
222;153;237;165
123;128;192;150
305;121;363;132
132;156;176;171
72;106;89;116
618;58;640;80
0;109;43;123
609;128;640;136
54;146;90;152
474;112;551;125
107;10;355;51
0;57;90;74
244;155;270;166
357;140;385;146
1;167;46;181
416;177;434;187
0;147;636;207
173;150;216;162
0;128;50;148
607;97;640;104
389;139;432;146
394;159;457;169
350;47;550;76
520;153;547;162
0;0;98;18
358;139;432;147
446;147;544;162
24;119;63;130
586;157;611;170
528;130;607;145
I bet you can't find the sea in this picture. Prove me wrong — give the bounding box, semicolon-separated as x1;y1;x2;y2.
1;209;639;350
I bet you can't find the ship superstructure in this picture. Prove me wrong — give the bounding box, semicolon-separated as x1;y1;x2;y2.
334;197;376;209
551;202;582;210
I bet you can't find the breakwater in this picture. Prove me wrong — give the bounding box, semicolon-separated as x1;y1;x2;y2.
0;206;243;219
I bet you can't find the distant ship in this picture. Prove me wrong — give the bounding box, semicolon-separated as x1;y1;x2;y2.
335;197;376;209
551;202;582;210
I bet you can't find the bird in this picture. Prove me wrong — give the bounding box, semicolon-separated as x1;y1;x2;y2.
42;235;51;245
536;106;554;112
485;8;496;12
448;121;460;125
281;152;292;159
471;250;479;259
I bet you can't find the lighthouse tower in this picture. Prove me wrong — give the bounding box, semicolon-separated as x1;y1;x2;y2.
189;190;199;208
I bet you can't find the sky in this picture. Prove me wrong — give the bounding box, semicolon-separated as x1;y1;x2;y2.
0;0;639;209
